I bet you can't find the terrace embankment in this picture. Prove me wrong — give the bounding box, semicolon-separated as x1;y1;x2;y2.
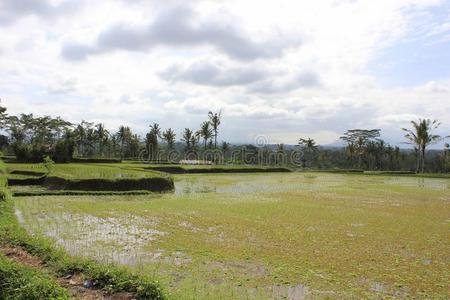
147;165;292;174
44;176;174;192
7;164;175;193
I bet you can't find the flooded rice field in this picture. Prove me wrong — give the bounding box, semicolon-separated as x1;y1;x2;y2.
14;172;450;299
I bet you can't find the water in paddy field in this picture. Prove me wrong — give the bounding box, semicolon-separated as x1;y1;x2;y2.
173;173;450;195
13;172;450;299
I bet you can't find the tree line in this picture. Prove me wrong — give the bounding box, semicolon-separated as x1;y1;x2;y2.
0;103;448;173
0;103;224;163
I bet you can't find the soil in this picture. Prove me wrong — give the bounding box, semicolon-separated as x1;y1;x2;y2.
0;246;135;300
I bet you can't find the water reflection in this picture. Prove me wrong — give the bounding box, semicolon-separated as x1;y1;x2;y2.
174;173;450;195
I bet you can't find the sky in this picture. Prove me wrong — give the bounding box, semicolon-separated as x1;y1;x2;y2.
0;0;449;147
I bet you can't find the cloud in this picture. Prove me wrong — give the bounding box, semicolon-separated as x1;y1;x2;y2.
159;60;320;93
249;71;320;94
47;78;77;95
61;4;299;61
1;0;449;146
0;0;82;25
159;61;267;87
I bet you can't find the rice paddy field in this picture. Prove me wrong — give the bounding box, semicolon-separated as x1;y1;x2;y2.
12;170;450;299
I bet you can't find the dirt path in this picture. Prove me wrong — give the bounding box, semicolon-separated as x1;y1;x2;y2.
1;246;135;300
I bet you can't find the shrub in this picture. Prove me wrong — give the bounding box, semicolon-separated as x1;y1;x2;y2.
52;139;75;163
43;156;55;174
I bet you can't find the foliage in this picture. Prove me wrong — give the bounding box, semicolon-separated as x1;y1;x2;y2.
15;173;449;299
208;110;222;148
43;156;55;174
402;118;446;173
0;254;70;300
0;163;166;299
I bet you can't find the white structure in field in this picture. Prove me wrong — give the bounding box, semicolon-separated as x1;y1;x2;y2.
179;160;213;165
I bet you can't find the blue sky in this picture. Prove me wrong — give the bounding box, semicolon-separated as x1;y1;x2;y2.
0;0;449;147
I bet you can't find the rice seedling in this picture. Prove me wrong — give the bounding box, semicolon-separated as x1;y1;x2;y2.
14;172;450;299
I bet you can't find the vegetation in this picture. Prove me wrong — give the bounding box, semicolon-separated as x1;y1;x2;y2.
402;118;447;173
6;163;175;192
0;254;70;300
14;172;450;299
0;159;166;299
1;103;448;173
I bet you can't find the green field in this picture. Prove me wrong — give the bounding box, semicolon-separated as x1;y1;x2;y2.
14;172;450;299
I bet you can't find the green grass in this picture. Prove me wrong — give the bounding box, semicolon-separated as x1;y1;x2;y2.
49;163;165;179
15;172;450;299
0;254;70;300
1;160;166;299
6;163;175;192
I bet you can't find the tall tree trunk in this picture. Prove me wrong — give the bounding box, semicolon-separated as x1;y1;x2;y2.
415;147;420;173
421;145;426;173
214;130;217;148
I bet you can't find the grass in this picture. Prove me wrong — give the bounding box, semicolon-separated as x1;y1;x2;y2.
1;160;166;299
6;163;175;192
0;197;166;299
0;253;70;300
14;172;450;299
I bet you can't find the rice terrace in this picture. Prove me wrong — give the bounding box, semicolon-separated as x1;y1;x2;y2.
1;1;450;300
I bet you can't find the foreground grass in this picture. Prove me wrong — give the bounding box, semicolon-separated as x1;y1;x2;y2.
0;253;70;299
15;173;450;299
1;162;166;299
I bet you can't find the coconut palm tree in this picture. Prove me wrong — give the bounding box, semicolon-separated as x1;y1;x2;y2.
402;118;445;173
198;121;213;149
116;125;131;160
95;123;108;156
162;128;176;151
298;138;318;152
146;123;162;161
181;128;194;151
208;110;221;148
298;138;319;168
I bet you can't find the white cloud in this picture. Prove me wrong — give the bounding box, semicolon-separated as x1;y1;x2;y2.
0;0;449;146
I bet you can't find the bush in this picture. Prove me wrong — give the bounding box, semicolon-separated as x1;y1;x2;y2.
52;139;75;163
13;143;33;162
12;143;50;163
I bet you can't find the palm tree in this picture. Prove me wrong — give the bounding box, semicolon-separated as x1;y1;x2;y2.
402;119;445;173
162;128;176;151
95;123;108;156
208;110;221;148
298;138;319;168
198;121;213;149
147;123;162;161
298;138;318;152
181;128;194;151
117;125;131;160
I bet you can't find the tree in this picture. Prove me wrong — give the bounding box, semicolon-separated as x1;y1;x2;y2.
74;120;94;156
298;137;319;168
340;129;381;169
0;101;7;129
116;125;131;160
198;121;213;149
146;123;162;161
181;128;194;151
95;123;109;157
162;128;176;151
208;110;221;148
444;143;450;173
402;119;445;173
